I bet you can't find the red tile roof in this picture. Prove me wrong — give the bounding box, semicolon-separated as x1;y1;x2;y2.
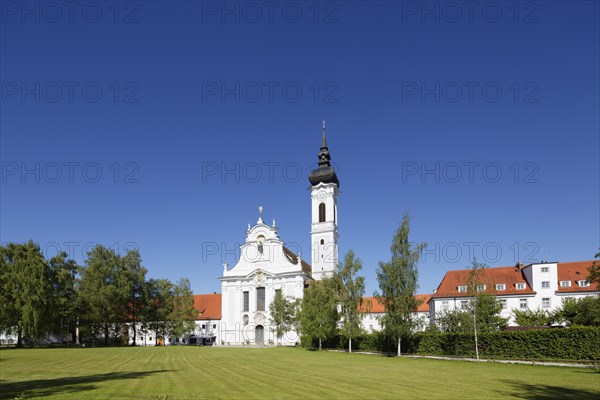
193;294;222;320
358;295;431;314
431;266;535;298
431;260;599;299
556;261;599;293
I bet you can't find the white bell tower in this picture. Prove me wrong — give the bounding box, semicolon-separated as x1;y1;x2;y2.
308;121;340;280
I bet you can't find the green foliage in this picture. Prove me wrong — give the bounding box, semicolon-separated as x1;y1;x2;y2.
554;297;600;327
376;213;426;354
0;241;53;345
1;241;194;346
436;296;507;334
333;250;365;352
299;278;338;349
142;278;175;345
170;278;198;340
513;308;553;327
416;328;600;360
269;289;294;344
586;249;600;286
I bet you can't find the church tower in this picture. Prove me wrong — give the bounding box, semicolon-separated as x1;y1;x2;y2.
308;121;340;280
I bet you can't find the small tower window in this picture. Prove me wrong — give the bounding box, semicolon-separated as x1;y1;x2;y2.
320;239;324;245
319;203;326;222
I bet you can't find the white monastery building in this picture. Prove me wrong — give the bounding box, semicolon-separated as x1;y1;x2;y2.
122;123;598;347
428;260;599;326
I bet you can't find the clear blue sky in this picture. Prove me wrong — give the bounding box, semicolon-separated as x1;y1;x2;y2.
1;1;598;296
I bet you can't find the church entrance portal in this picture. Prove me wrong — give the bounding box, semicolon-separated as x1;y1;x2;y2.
255;325;264;346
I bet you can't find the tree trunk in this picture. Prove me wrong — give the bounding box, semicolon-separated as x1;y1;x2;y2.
349;337;352;353
17;326;22;348
319;337;322;350
132;321;137;346
397;337;401;356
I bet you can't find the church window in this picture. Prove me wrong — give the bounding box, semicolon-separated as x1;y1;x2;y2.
243;291;249;312
257;287;266;311
320;239;324;245
319;203;326;222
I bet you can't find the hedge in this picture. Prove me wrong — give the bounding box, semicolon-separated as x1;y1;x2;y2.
312;327;600;360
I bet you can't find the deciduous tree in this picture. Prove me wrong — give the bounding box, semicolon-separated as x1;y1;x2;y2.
334;250;365;353
376;213;426;356
300;278;338;350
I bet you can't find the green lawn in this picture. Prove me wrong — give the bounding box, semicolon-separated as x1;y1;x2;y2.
1;347;598;399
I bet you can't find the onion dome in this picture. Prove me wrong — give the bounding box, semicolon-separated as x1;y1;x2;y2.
308;121;340;187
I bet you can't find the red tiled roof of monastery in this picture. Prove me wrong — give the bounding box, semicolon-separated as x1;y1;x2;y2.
430;260;598;299
431;266;535;298
556;260;599;293
193;294;222;320
358;295;431;314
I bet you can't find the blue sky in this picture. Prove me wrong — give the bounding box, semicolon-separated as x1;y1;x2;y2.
1;0;598;296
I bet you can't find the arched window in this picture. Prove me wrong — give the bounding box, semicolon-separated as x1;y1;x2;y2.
319;203;326;222
320;239;324;245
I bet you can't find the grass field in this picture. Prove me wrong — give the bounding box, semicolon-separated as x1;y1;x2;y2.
1;347;598;399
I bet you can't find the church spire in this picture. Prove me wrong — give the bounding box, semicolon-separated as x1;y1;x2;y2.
309;121;340;187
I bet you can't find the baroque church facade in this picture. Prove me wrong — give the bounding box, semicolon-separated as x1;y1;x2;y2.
219;122;340;345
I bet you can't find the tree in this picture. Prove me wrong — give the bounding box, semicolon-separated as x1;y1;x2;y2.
553;297;600;327
586;250;600;287
300;278;338;350
0;244;20;341
78;245;122;345
142;278;174;345
48;251;79;342
118;249;147;345
269;289;294;345
376;213;426;356
513;308;553;327
334;250;365;353
169;278;198;341
464;260;507;359
0;242;53;346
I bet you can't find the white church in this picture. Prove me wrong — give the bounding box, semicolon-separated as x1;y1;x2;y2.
125;122;598;347
219;122;340;346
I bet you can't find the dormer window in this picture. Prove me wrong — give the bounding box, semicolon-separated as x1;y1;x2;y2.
578;280;590;287
476;284;486;292
560;281;571;288
516;283;526;290
458;285;467;293
495;284;506;291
